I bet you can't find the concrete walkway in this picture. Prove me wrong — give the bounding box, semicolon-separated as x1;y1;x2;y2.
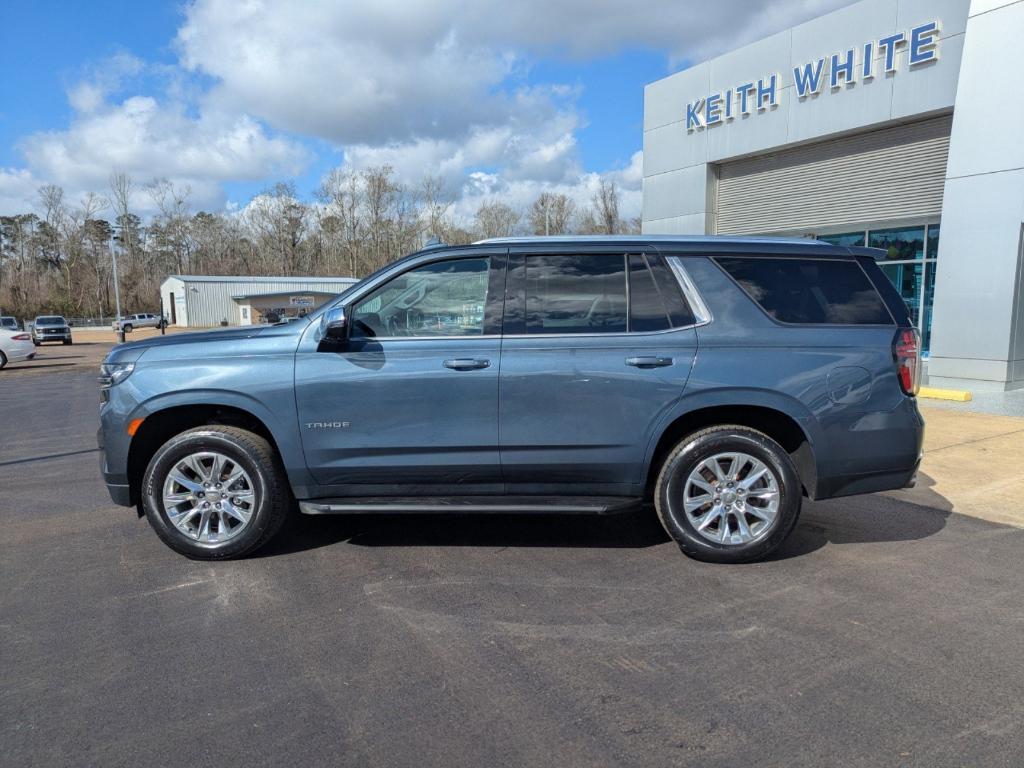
888;405;1024;528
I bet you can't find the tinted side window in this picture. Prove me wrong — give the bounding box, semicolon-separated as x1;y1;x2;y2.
351;258;489;337
716;257;892;325
628;254;671;332
525;254;626;334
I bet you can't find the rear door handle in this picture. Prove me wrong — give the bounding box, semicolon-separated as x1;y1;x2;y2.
625;356;673;368
444;358;490;371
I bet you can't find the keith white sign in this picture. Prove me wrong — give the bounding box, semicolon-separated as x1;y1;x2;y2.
686;20;941;132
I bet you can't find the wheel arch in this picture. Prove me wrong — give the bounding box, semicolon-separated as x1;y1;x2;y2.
126;403;284;509
644;395;818;499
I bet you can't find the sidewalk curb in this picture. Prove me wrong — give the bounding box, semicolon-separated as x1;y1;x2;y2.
919;386;972;402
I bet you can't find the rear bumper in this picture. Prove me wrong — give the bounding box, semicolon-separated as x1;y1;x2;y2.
813;397;925;500
6;342;36;361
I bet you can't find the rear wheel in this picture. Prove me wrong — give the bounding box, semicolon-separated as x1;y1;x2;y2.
655;426;801;563
0;351;7;369
141;426;291;559
123;324;133;333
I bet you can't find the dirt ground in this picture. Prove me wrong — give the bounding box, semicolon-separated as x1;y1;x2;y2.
1;327;198;377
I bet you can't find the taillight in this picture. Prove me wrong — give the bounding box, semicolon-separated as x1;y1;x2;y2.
893;327;921;396
12;333;29;341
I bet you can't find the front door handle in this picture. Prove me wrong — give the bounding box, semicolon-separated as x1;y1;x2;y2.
444;358;490;371
625;356;673;368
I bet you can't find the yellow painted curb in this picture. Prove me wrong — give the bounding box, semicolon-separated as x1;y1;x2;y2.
919;386;972;402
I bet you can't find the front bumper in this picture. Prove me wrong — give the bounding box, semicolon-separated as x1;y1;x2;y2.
98;424;133;507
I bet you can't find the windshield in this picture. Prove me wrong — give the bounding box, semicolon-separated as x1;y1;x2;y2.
36;316;66;325
0;318;16;327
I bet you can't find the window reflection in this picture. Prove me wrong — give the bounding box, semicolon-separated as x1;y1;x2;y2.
818;231;866;247
927;223;940;259
868;226;925;260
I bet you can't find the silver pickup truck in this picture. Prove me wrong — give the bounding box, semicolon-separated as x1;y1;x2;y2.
112;314;165;333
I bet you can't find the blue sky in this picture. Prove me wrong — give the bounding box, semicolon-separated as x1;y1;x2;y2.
0;0;850;219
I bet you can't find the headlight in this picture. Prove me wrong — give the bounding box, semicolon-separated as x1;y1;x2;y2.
99;362;135;388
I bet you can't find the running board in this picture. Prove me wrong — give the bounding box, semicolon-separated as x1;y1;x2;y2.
298;496;643;515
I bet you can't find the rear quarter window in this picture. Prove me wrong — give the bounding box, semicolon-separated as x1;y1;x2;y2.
715;257;892;325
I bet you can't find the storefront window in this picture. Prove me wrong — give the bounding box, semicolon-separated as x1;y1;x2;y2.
868;226;926;260
926;223;940;259
817;231;866;247
922;261;936;353
879;262;924;327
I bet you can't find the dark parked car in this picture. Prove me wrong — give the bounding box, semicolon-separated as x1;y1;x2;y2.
32;315;72;345
98;236;923;563
1;316;21;331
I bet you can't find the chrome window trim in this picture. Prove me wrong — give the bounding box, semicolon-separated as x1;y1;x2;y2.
666;256;713;327
346;334;502;342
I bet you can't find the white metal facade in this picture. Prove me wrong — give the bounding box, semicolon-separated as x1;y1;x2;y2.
642;0;1024;390
160;276;357;328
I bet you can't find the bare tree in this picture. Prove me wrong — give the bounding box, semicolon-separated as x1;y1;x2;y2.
148;178;193;274
475;201;520;239
318;168;364;277
419;175;454;243
529;192;576;235
592;179;621;234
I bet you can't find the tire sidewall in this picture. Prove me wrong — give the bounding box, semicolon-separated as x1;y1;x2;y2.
657;429;801;564
142;429;276;558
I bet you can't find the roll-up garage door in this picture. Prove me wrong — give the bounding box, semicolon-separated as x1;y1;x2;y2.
715;115;952;235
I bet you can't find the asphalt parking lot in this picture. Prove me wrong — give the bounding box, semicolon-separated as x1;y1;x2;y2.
3;363;1024;767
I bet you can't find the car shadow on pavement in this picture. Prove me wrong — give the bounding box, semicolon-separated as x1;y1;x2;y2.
3;362;78;372
257;474;953;559
256;505;672;557
767;471;952;560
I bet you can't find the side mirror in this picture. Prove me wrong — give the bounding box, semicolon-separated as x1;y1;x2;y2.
322;307;348;341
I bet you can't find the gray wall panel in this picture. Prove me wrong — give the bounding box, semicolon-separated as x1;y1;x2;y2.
715;115;952;234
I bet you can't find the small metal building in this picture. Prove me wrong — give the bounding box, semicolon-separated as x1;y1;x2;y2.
160;275;358;328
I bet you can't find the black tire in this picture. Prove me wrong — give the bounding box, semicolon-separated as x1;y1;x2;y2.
655;426;801;564
63;339;72;345
141;426;292;559
0;351;7;369
33;340;40;347
123;324;132;333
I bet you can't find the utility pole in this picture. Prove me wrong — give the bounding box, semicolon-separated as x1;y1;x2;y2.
110;225;125;343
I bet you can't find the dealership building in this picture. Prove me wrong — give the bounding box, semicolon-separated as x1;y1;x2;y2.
642;0;1024;390
160;275;357;328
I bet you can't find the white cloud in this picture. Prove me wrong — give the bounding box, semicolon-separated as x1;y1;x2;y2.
6;84;307;214
0;168;42;216
176;0;853;146
2;0;856;217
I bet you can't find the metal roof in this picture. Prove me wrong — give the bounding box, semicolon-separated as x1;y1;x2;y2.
230;289;340;300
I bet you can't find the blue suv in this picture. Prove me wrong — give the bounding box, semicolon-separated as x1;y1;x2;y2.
98;236;924;563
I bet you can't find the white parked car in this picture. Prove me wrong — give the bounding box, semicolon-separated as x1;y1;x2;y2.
112;313;165;332
0;328;36;368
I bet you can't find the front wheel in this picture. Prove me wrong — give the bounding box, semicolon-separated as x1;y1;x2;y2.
141;426;291;559
655;426;802;564
123;324;132;333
